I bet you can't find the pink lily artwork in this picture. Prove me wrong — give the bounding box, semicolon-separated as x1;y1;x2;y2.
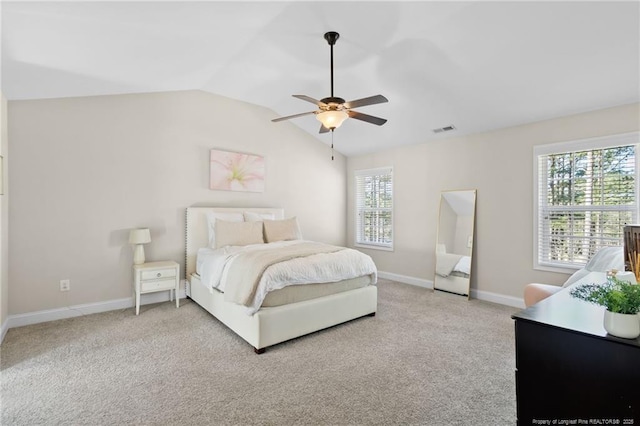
209;149;265;192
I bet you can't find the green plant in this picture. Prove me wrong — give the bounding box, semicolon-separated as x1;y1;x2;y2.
570;276;640;314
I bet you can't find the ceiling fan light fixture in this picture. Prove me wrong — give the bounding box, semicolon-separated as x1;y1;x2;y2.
316;110;348;129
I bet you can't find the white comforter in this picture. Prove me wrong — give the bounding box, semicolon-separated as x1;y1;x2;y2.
196;240;377;314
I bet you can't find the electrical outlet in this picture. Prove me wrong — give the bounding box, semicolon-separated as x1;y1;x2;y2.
59;279;70;292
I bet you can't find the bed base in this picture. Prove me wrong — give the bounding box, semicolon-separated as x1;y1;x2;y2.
434;274;470;297
188;273;377;353
253;310;376;354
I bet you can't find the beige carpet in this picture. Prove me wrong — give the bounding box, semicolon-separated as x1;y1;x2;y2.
1;279;518;425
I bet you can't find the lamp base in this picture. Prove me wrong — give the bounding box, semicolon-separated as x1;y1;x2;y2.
133;244;146;265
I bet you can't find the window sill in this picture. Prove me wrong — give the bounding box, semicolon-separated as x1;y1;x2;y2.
355;243;394;252
534;263;581;275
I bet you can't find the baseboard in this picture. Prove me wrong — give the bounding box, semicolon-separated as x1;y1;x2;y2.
378;271;433;289
470;288;525;309
379;271;525;309
6;284;188;330
1;317;9;344
4;276;525;333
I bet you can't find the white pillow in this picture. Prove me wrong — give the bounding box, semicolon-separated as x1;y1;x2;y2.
243;211;276;222
263;217;302;243
206;212;244;248
563;246;624;287
215;220;264;249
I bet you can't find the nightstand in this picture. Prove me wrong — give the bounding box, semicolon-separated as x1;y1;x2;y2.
133;261;180;315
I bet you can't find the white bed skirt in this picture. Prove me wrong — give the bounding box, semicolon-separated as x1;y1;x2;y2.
187;273;377;352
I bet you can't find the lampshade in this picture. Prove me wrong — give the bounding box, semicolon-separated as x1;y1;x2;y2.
129;228;151;245
316;110;348;129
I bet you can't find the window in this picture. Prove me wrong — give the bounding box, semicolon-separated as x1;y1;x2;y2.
534;133;639;271
355;167;393;250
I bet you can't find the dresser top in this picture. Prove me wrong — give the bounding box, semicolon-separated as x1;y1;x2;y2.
513;272;640;347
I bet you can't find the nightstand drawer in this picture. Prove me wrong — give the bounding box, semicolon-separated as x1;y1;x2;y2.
141;268;177;281
141;279;175;292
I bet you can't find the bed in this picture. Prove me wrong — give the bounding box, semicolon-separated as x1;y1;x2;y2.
185;207;378;353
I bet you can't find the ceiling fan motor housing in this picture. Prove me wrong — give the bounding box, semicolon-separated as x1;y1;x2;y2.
320;97;346;110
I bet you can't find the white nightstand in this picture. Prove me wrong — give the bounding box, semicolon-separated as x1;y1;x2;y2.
133;261;180;315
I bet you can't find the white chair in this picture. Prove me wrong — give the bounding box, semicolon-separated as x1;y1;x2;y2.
523;246;624;307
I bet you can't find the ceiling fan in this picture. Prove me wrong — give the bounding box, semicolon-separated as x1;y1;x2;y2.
272;31;388;133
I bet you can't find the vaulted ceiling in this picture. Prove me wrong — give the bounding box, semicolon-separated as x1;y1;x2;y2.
2;1;638;156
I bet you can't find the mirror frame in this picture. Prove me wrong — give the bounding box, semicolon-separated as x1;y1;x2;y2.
434;189;477;299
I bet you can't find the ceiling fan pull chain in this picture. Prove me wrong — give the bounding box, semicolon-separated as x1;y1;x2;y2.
331;129;335;161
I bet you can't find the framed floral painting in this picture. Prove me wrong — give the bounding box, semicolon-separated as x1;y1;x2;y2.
209;149;265;192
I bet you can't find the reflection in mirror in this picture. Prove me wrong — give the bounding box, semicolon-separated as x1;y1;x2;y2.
434;190;477;298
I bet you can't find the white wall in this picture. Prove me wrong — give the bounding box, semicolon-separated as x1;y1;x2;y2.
347;103;640;301
8;90;346;315
437;200;456;253
1;93;8;338
453;215;473;255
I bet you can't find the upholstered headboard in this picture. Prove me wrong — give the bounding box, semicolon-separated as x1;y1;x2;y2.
184;207;284;279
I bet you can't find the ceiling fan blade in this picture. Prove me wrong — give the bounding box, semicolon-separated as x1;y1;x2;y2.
319;124;330;134
292;95;327;107
272;111;317;122
348;110;387;126
343;95;388;109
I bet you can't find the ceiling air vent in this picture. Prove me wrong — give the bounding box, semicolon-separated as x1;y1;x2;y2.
433;125;456;134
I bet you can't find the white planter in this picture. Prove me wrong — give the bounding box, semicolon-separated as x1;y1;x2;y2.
603;310;640;339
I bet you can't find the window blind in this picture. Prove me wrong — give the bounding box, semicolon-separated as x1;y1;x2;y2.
355;167;393;249
535;135;638;270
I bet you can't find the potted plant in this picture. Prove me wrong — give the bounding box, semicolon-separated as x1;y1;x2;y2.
570;275;640;339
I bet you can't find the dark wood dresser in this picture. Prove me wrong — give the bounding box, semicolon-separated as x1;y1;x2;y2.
512;277;640;425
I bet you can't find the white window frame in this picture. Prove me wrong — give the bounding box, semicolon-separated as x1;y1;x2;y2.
533;132;640;273
355;167;394;251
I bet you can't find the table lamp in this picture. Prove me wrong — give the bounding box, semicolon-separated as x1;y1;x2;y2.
129;228;151;265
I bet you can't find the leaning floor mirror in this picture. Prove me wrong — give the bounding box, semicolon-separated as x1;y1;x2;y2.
434;189;477;298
